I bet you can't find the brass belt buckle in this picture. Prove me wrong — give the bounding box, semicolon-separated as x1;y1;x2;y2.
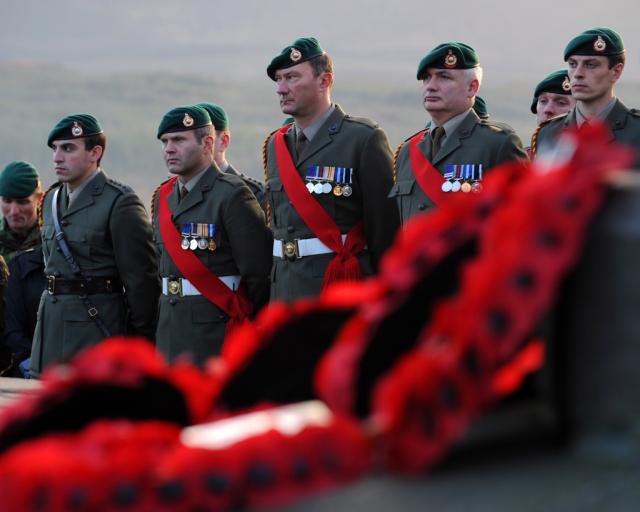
283;240;299;261
47;276;55;295
167;279;182;297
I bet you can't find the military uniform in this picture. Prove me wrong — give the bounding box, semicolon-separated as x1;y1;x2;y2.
532;99;640;168
31;170;159;376
152;165;272;364
391;110;526;221
224;163;267;215
264;104;399;301
0;218;40;264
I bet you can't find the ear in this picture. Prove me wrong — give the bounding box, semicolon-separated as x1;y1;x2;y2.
319;71;334;92
468;78;480;97
202;134;215;155
217;131;231;152
611;62;624;82
89;145;104;163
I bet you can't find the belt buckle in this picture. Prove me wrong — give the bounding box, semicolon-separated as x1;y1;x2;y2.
47;276;55;295
283;240;299;261
167;279;183;297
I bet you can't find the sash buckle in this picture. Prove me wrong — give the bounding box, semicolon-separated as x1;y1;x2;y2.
167;279;183;296
283;240;300;261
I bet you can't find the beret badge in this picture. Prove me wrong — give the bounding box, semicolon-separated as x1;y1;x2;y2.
593;35;607;52
562;77;571;92
444;50;457;68
290;47;302;62
183;113;194;127
71;122;84;137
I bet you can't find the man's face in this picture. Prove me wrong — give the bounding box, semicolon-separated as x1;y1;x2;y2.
274;61;325;117
0;192;41;234
51;139;101;188
536;92;576;124
567;55;622;103
160;130;209;178
421;67;477;120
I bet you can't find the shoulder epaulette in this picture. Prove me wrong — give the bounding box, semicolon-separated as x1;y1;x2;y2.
242;174;265;190
629;108;640;118
343;115;378;129
37;181;63;227
105;177;132;193
479;119;515;133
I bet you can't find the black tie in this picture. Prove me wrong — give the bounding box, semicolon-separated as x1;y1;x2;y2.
295;131;308;159
430;126;445;161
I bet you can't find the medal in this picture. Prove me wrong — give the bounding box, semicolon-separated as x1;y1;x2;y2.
322;182;332;194
313;183;324;194
441;181;453;192
333;184;343;196
181;238;190;250
471;182;483;193
451;180;461;192
442;164;454;192
198;238;208;250
461;182;472;193
208;239;217;251
189;239;198;250
342;184;352;197
306;182;314;193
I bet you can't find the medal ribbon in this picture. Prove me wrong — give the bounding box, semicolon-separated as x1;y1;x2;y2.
158;177;253;333
274;126;366;288
409;130;449;207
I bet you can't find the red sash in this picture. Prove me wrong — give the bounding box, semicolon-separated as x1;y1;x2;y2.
158;177;252;334
274;126;366;289
408;130;448;207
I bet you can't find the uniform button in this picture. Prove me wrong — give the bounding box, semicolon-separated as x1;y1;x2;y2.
418;203;426;211
54;271;61;277
287;225;295;233
265;184;271;191
218;314;226;321
61;220;70;226
169;298;177;306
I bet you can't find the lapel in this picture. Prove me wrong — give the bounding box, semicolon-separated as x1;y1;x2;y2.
172;165;218;218
62;170;106;218
296;105;346;167
432;110;478;166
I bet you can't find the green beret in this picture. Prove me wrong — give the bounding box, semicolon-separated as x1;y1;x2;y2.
530;70;572;113
267;37;326;81
0;161;39;198
47;114;103;148
157;105;212;139
473;96;489;119
563;27;624;61
417;42;480;79
195;103;229;130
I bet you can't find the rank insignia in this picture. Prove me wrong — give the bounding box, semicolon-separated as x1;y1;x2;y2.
71;122;83;137
290;47;302;62
593;36;606;52
444;49;457;68
562;77;571;92
183;113;194;127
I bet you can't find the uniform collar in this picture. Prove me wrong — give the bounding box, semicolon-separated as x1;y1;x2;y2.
576;97;617;126
178;165;209;193
431;108;472;140
66;168;100;207
295;104;336;142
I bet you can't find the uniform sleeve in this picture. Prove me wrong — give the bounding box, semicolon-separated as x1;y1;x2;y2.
110;191;160;340
223;185;273;313
358;127;401;267
2;257;32;360
496;129;528;165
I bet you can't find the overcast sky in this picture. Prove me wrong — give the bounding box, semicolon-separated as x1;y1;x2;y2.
2;0;639;85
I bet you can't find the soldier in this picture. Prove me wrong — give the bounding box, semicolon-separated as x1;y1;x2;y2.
0;161;43;264
263;37;399;301
153;106;272;365
532;28;640;167
531;70;575;125
389;42;527;223
31;114;159;377
195;102;267;214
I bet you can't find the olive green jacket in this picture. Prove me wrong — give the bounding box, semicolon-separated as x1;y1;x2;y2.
152;165;272;365
533;98;640;169
0;217;41;265
390;110;527;222
225;163;267;217
264;104;400;301
31;170;159;376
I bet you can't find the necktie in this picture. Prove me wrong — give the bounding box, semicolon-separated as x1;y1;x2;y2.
295;131;308;159
179;185;188;202
430;126;445;161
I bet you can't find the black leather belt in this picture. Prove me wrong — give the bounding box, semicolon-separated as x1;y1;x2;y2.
46;276;122;295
